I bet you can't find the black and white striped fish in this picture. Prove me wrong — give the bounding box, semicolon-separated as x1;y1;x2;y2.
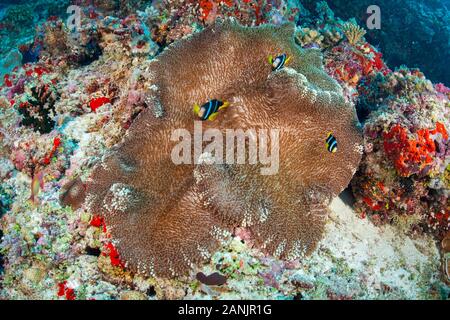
193;99;229;121
269;53;291;71
326;132;338;153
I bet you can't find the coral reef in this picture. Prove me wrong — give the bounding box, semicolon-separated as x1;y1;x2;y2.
142;0;302;45
300;0;450;85
0;0;448;300
0;1;71;67
296;0;449;257
17;83;59;134
295;28;325;48
85;20;362;277
351;68;449;239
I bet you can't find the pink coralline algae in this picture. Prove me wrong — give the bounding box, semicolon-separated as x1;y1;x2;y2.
435;83;450;96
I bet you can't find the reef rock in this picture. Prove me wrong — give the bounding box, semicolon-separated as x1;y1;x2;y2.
85;20;362;277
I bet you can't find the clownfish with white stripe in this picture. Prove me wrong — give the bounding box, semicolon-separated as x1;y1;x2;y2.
268;53;291;71
326;132;338;153
193;99;230;121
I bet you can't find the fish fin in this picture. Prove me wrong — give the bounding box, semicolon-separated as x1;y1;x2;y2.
193;104;200;115
218;101;230;110
268;55;273;64
285;56;292;65
28;195;38;206
208;113;218;121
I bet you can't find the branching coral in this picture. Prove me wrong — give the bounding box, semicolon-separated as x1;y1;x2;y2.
17;83;59;134
341;21;366;46
85;20;362;277
295;28;324;47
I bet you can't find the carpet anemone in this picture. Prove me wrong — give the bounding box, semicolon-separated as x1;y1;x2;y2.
84;20;363;277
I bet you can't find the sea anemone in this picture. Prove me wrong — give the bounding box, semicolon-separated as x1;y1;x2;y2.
85;20;362;277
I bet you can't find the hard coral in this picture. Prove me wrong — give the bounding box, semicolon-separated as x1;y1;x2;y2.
295;28;324;47
85;20;362;277
17;83;58;134
341;21;366;46
146;0;299;45
351;66;449;238
37;16;103;67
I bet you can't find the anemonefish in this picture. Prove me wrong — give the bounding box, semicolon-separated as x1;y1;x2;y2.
193;99;229;121
326;132;338;153
268;53;291;71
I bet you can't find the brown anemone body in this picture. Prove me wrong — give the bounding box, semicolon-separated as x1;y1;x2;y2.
85;20;363;277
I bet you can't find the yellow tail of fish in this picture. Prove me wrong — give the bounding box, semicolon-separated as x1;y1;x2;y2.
193;104;200;115
219;101;230;110
268;55;273;64
285;56;292;65
208;113;219;121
